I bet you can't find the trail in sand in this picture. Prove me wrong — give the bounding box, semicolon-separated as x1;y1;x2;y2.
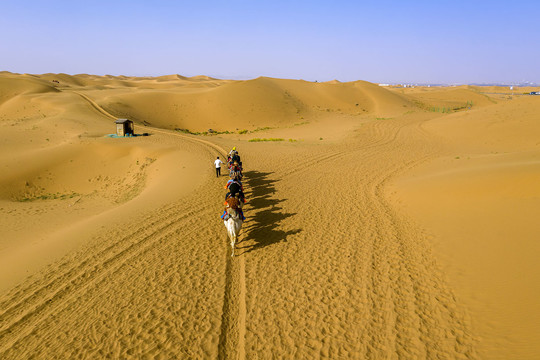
231;114;477;359
69;92;250;359
0;128;254;358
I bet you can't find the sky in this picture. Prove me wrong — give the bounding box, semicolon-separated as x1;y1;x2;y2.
1;0;539;84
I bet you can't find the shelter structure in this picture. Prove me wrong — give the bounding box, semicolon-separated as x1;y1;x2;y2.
115;119;134;136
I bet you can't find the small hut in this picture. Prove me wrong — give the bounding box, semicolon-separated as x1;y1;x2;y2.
115;119;134;136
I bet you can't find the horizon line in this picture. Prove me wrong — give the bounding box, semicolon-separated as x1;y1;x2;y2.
1;70;538;87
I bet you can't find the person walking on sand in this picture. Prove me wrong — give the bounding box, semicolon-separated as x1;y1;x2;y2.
214;156;224;177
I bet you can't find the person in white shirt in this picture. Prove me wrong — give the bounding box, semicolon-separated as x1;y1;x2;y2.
214;156;224;177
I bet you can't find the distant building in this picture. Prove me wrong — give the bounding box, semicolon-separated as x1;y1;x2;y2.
115;119;134;136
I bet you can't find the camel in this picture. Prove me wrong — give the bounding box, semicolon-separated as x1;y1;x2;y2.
223;196;243;257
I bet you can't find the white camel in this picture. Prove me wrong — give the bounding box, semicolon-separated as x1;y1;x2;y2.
223;197;243;257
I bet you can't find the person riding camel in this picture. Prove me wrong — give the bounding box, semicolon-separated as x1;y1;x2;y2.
231;152;241;165
221;195;245;221
232;160;243;172
227;147;240;165
222;178;245;221
228;147;238;158
229;162;243;180
225;179;246;204
225;176;243;191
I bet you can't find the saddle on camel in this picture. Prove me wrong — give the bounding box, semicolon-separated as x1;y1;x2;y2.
221;194;245;221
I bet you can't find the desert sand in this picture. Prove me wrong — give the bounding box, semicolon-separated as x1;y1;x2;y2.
0;72;538;359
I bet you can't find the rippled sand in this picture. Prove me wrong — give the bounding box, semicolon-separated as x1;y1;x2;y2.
1;72;538;358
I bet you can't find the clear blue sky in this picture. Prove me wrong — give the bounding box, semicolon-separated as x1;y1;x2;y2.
1;0;538;83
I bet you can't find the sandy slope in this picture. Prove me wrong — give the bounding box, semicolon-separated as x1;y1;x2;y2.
389;95;540;359
1;72;539;358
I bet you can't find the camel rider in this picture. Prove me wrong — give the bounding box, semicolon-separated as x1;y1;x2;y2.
221;199;245;221
229;162;242;180
225;179;246;204
225;179;244;199
222;180;245;221
225;177;243;191
232;160;243;172
231;152;241;164
228;147;238;158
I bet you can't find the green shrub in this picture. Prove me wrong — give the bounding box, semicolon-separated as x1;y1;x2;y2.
251;126;273;132
248;138;284;142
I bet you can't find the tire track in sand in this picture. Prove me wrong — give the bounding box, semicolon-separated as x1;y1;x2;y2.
73;90;228;158
0;98;227;344
216;184;248;360
0;207;202;355
65;90;247;358
238;256;247;360
144;122;248;360
237;116;477;358
217;247;247;360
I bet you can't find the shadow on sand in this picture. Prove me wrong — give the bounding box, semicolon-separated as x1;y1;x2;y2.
239;170;301;254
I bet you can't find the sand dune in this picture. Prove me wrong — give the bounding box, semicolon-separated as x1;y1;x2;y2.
398;86;494;111
0;76;57;95
0;72;539;358
422;95;540;152
95;77;414;132
3;72;415;132
389;93;540;359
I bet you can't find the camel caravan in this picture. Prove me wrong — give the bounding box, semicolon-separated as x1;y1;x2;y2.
220;147;245;256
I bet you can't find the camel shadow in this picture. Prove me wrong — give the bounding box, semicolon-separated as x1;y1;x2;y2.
239;171;301;254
